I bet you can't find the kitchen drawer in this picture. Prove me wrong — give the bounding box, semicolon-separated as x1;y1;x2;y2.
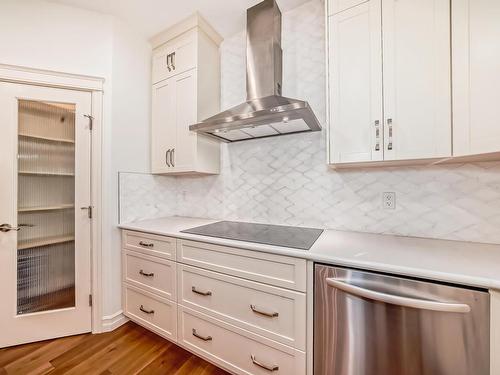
123;250;176;300
177;239;307;292
328;0;368;15
123;284;177;341
122;230;176;260
178;306;306;375
178;264;306;350
152;31;197;84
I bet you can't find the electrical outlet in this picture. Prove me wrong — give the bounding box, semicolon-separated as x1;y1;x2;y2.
383;192;396;210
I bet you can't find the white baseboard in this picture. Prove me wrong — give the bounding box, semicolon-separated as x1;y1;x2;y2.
101;310;129;332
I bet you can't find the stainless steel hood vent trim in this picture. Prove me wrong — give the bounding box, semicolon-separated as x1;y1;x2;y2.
189;0;322;142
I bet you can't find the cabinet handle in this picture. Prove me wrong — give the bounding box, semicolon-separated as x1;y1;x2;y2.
139;305;154;314
170;148;175;167
166;53;172;72
387;118;393;151
139;241;154;248
165;149;171;167
192;328;212;341
139;270;154;277
192;286;212;296
374;120;380;152
250;304;279;318
251;355;279;372
171;52;175;70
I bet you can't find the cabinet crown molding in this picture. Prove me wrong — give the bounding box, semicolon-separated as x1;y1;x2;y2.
150;12;223;50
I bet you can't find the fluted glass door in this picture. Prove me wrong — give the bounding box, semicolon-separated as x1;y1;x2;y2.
17;100;77;314
0;82;92;347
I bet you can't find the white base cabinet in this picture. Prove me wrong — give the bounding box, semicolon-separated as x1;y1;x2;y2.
178;306;306;375
121;230;308;375
150;14;221;175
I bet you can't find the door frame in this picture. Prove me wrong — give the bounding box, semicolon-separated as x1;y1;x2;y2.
0;63;105;333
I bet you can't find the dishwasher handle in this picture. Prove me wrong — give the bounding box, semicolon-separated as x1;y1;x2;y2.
326;278;471;313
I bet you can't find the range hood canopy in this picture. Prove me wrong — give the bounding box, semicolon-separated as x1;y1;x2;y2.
189;0;322;142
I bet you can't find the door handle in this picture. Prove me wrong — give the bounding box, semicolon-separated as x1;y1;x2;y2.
139;305;154;314
326;278;471;313
0;223;20;232
170;148;175;167
166;53;172;72
250;304;279;318
171;52;175;70
192;328;212;341
387;118;393;150
250;355;279;372
192;286;212;296
374;120;381;151
165;149;171;167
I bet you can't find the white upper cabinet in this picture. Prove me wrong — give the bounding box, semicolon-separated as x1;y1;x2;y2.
151;14;222;175
152;32;197;84
327;0;452;166
328;1;383;163
452;0;500;157
382;0;451;161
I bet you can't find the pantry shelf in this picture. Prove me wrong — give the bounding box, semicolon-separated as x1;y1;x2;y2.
18;205;74;213
18;235;75;250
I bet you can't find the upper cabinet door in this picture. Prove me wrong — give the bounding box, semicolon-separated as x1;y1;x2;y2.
152;32;197;84
171;69;197;172
151;79;176;174
328;1;383;164
382;0;451;161
452;0;500;157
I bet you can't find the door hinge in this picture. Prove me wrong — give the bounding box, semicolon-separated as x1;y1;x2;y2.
89;294;93;307
84;114;94;130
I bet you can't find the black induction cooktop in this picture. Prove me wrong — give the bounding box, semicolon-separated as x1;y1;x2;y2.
181;221;324;250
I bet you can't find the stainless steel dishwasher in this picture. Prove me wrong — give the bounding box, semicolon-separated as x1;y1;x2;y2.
314;264;490;375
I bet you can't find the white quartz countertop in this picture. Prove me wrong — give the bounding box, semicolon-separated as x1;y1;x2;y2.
118;216;500;291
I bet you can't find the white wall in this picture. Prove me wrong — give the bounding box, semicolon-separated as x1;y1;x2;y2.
105;18;151;316
0;0;151;320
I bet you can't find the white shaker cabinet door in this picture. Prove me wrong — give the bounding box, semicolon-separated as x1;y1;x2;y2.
151;79;176;174
328;1;384;164
453;0;500;157
171;69;197;173
382;0;451;161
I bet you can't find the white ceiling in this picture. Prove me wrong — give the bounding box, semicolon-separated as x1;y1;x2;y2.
48;0;313;39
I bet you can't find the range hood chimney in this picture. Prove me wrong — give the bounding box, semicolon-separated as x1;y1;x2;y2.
189;0;322;142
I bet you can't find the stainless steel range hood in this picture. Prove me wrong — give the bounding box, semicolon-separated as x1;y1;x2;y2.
189;0;322;142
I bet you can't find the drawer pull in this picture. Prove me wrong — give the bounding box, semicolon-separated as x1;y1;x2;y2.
139;305;155;315
192;328;212;341
192;286;212;296
139;270;154;277
251;355;279;372
250;304;279;318
139;241;154;248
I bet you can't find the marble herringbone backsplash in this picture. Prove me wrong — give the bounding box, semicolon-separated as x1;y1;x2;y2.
119;1;500;245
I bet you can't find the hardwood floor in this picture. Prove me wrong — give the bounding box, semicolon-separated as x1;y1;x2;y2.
0;322;230;375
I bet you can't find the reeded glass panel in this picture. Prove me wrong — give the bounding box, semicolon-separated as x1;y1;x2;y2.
17;100;76;315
